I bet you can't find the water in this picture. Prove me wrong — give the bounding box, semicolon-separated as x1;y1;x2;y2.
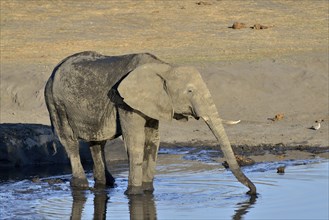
0;149;328;220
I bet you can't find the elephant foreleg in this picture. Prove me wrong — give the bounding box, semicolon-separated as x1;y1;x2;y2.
89;141;115;187
142;119;160;192
119;108;146;195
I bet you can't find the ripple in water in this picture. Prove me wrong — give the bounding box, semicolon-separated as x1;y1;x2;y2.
0;155;328;220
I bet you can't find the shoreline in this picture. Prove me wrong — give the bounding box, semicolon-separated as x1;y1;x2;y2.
1;123;328;168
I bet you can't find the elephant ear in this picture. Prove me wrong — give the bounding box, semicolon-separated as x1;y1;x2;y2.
118;63;173;121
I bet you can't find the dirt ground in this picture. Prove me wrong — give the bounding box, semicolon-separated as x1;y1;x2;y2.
1;1;328;158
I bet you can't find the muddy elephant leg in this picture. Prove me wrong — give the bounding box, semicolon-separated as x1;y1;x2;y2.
62;138;88;188
55;104;88;188
142;119;160;192
89;141;115;187
119;108;146;195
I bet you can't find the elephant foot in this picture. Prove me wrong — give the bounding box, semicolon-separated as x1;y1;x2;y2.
94;179;115;188
94;179;107;188
124;186;144;195
70;177;89;189
142;182;154;193
93;172;115;188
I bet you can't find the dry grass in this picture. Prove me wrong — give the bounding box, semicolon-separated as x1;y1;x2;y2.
1;0;328;64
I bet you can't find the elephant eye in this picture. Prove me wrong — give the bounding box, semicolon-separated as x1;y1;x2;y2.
186;84;195;94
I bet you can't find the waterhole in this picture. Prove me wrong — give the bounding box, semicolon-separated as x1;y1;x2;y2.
0;148;328;220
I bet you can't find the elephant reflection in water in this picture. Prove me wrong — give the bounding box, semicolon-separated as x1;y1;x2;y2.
70;189;157;220
232;195;257;220
71;189;110;220
128;194;157;220
70;189;256;220
70;190;106;220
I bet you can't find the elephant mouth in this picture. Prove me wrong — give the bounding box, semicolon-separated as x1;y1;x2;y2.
173;113;199;121
189;106;200;120
192;115;200;120
173;113;189;121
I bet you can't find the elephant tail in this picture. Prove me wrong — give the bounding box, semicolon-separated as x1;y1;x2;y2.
44;77;61;155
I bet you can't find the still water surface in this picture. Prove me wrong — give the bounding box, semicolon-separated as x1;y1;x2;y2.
0;149;328;220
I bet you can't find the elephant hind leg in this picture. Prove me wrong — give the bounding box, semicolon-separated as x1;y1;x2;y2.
89;141;115;188
53;104;88;188
142;119;160;192
62;137;88;188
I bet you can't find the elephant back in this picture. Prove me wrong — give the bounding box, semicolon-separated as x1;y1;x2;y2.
49;51;164;140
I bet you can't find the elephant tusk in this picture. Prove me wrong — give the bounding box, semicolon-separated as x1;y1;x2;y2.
221;119;241;125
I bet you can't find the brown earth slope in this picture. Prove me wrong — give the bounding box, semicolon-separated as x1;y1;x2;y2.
1;1;328;157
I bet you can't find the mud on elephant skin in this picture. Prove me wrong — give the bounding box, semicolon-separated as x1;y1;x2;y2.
45;51;256;195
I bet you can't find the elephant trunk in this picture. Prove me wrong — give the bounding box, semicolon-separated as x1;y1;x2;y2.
194;98;257;195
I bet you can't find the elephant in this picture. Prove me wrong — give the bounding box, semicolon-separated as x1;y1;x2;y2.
44;51;256;195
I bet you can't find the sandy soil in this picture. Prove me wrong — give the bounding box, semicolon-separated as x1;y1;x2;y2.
1;1;328;155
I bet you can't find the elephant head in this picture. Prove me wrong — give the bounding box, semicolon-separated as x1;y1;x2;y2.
118;63;256;195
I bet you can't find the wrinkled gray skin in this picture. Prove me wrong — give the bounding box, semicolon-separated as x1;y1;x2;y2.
45;51;256;195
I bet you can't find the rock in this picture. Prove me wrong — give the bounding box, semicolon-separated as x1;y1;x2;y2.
222;155;255;168
0;123;70;167
235;155;256;166
268;113;285;122
0;123;127;167
195;1;212;6
251;24;271;30
31;176;41;183
45;178;64;185
277;166;285;173
231;22;247;29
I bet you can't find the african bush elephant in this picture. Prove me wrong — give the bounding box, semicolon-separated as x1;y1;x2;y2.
45;51;256;195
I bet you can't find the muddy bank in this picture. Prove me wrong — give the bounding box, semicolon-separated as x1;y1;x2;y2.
1;123;328;168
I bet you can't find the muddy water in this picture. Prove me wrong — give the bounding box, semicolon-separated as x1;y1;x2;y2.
0;148;328;220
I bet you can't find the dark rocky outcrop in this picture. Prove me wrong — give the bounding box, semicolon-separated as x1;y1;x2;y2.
1;124;71;167
0;123;127;168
